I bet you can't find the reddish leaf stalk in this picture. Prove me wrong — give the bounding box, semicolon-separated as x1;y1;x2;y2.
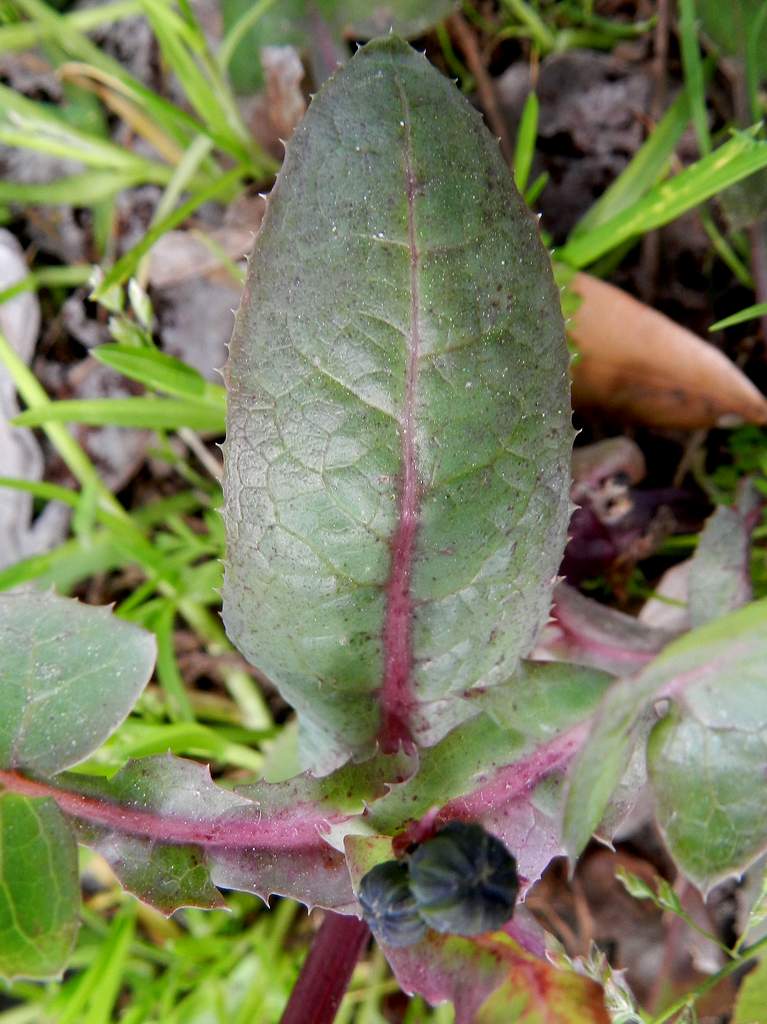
0;771;329;851
280;912;370;1024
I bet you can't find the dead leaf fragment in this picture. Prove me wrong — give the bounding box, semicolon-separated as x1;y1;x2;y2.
262;46;306;140
569;272;767;429
0;229;69;569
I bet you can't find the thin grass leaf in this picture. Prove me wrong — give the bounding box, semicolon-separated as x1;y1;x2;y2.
558;129;767;267
152;601;196;723
13;0;134;79
513;90;538;194
54;907;135;1024
0;265;92;306
0;327;120;515
85;720;265;773
92;344;226;406
59;62;189;167
91;166;244;296
572;84;694;235
679;0;711;156
0;86;175;177
10;0;223;155
0;0;140;51
0;172;152;207
139;0;252;164
710;302;767;330
13;397;225;432
217;0;280;72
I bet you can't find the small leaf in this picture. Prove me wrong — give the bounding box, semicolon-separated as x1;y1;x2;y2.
688;482;760;627
0;792;79;980
568;273;767;429
565;599;767;890
548;583;672;675
0;591;156;776
615;866;656;902
648;708;767;893
223;36;572;772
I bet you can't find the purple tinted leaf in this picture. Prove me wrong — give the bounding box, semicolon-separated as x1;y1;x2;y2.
0;749;412;914
544;583;673;674
223;36;572;772
688;481;761;627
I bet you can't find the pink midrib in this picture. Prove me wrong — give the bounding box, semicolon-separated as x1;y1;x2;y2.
0;770;334;851
379;84;421;753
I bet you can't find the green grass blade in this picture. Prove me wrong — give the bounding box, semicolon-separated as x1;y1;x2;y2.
0;327;123;515
572;85;693;235
679;0;711;156
0;265;92;305
710;302;767;330
558;130;767;267
0;171;147;205
139;0;250;161
55;907;135;1024
153;600;196;722
0;85;175;175
13;0;135;78
13;397;226;432
11;0;217;152
91;166;244;296
513;90;538;194
0;0;140;51
92;344;226;405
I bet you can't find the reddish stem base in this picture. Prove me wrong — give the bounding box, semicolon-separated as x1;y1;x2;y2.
279;912;371;1024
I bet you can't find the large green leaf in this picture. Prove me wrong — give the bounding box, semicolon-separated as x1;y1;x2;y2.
0;792;79;980
0;591;156;775
223;37;572;772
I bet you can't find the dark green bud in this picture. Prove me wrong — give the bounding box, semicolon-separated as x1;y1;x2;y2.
408;822;519;936
358;859;427;948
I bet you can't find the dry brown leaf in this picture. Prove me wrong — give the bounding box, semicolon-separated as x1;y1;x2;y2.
569;272;767;429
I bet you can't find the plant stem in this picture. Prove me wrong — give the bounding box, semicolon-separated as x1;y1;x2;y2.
650;932;767;1024
279;913;370;1024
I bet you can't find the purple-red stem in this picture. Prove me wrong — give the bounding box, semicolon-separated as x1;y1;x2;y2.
280;912;371;1024
379;81;421;753
0;770;329;851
